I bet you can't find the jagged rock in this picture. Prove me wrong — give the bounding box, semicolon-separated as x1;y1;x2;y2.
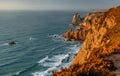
53;6;120;76
73;6;120;64
62;28;89;41
72;13;81;25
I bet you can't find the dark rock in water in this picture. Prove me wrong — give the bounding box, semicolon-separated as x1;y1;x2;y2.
9;41;16;45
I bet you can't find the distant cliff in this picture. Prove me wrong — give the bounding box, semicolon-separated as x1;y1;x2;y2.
52;6;120;76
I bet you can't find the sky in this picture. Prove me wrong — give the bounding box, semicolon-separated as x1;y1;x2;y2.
0;0;120;10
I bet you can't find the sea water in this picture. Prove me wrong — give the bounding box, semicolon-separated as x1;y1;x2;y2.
0;10;87;76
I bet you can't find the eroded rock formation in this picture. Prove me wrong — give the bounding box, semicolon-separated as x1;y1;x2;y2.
62;28;88;41
53;6;120;76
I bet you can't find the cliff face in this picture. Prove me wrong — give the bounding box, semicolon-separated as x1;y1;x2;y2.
53;6;120;76
73;6;120;64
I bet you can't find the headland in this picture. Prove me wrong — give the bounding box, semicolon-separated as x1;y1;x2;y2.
52;6;120;76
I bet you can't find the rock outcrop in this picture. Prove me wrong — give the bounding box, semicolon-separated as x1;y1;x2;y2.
62;28;89;41
52;6;120;76
72;13;81;25
9;41;16;45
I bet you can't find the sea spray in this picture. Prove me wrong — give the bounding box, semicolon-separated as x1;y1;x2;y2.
38;56;48;64
33;43;81;76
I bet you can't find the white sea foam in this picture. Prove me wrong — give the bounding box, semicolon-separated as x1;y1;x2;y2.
69;44;81;54
48;34;65;42
38;56;48;64
53;54;69;67
0;43;8;46
14;71;21;75
33;54;69;76
13;69;26;76
33;42;81;76
29;37;36;40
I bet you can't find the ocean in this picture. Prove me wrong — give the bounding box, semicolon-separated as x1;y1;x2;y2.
0;10;87;76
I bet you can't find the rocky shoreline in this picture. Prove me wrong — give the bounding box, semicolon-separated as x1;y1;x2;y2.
52;6;120;76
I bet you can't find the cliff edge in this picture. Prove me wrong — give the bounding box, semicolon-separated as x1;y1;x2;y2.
53;6;120;76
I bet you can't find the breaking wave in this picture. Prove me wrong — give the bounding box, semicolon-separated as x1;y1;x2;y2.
32;43;81;76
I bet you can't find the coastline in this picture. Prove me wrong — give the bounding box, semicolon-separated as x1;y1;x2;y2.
52;6;120;76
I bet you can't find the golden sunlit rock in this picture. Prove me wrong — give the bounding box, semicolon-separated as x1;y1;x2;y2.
53;6;120;76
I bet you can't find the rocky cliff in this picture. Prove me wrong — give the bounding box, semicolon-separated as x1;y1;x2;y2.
52;6;120;76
